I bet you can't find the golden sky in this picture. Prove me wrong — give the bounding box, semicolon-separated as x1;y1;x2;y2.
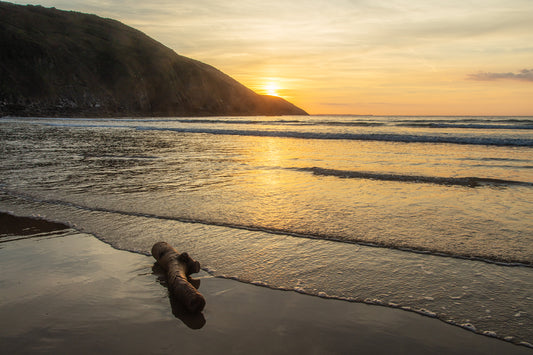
13;0;533;115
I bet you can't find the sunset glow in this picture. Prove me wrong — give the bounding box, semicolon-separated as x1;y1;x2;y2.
13;0;533;115
264;83;280;97
2;1;532;348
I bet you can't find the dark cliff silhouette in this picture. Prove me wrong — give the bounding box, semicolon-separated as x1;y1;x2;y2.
0;2;308;117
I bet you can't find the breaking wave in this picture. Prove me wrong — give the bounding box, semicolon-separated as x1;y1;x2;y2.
133;127;533;147
294;167;533;188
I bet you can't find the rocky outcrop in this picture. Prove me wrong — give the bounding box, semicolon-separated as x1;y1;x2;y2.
0;2;308;117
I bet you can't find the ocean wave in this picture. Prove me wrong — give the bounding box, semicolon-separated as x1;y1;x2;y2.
305;120;386;127
394;117;533;124
165;118;304;125
2;210;531;348
397;123;533;130
132;117;532;130
294;167;533;188
1;188;531;267
39;119;384;128
10;115;533;128
134;127;533;147
12;117;533;146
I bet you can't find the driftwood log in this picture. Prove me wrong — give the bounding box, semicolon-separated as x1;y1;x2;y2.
151;242;206;313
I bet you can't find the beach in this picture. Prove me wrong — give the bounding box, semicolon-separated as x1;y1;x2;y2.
1;115;532;349
1;0;532;350
0;212;531;354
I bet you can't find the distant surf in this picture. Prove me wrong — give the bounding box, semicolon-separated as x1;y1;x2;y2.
132;127;533;146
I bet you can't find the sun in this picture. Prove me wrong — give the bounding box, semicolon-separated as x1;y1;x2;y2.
264;82;280;97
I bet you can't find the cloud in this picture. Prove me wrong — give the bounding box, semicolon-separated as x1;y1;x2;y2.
468;69;533;82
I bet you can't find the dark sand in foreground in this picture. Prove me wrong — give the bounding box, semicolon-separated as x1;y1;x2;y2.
1;213;531;354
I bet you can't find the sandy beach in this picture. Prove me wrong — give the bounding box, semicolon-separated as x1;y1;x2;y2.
0;213;530;354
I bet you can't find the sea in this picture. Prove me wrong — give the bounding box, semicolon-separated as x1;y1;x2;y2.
1;115;532;346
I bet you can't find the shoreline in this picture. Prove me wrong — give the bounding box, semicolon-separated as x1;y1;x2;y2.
1;213;531;354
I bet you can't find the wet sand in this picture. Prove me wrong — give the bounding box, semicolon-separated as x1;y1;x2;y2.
0;213;531;354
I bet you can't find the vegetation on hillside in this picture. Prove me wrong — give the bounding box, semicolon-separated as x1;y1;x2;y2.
0;2;307;117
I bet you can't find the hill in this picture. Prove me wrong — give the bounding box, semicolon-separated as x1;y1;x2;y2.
0;2;308;117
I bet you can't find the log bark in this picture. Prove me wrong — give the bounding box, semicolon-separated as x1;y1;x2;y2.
151;241;206;313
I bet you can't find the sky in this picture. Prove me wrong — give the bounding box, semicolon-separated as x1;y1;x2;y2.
11;0;533;115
